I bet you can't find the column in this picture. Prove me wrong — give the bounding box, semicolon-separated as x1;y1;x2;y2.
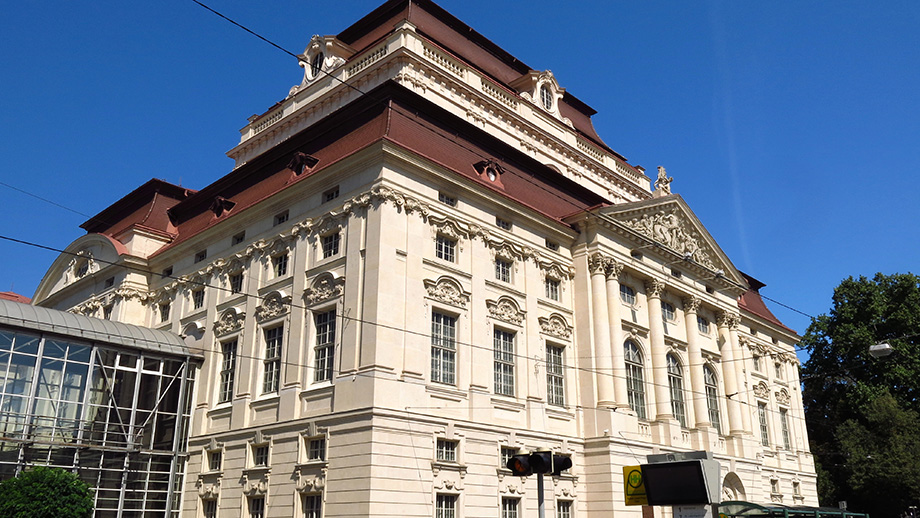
727;317;753;433
605;261;629;408
645;279;671;420
717;311;744;435
682;296;709;428
589;253;615;407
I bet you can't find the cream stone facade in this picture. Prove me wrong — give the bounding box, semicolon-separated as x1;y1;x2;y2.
32;1;816;517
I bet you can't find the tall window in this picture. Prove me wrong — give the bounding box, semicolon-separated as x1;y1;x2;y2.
500;447;516;469
667;354;687;427
263;326;283;393
303;493;322;518
556;501;572;518
322;233;340;258
208;450;222;471
249;496;265;518
435;494;456;518
493;330;515;396
661;301;676;321
314;310;336;382
624;341;647;419
620;284;636;305
193;288;205;309
697;315;710;334
545;278;560;301
546;344;565;406
502;497;519;518
431;312;457;385
780;408;792;450
273;254;289;277
219;340;238;403
758;402;770;446
204;499;217;518
230;272;244;294
159;302;170;323
436;235;456;262
495;259;512;283
704;365;722;434
753;355;763;372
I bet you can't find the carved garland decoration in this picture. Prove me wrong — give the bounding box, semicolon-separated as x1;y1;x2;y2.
538;313;572;340
304;274;345;307
255;291;292;323
753;381;770;400
424;277;470;309
486;296;525;326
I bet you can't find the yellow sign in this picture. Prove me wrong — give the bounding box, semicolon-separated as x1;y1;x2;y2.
623;465;647;505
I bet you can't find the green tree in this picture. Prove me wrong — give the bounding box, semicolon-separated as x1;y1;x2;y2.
0;466;94;518
801;272;920;518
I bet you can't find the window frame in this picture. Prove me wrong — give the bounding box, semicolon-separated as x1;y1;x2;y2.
620;284;636;306
230;272;244;294
436;438;457;463
435;235;457;263
493;328;515;397
661;301;676;322
546;343;565;407
431;311;457;385
272;253;289;277
435;494;457;518
758;402;770;446
667;353;687;427
218;339;238;403
495;259;512;283
314;309;336;383
544;278;560;301
263;325;284;394
624;340;647;419
704;365;722;434
321;232;340;259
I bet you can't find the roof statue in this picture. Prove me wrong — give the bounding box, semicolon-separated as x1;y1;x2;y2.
654;165;673;197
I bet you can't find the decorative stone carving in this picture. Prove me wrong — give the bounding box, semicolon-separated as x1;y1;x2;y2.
304;274;345;307
682;296;701;313
486;297;525;326
242;474;268;496
214;308;245;337
539;313;572;340
623;209;716;269
255;291;292;323
753;381;770;400
775;388;791;406
605;259;623;279
295;466;328;493
197;483;220;499
588;253;608;275
716;311;740;329
654;166;673;196
424;277;470;309
644;279;666;298
540;260;573;281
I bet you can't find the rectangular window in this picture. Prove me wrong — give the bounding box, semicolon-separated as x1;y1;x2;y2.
209;450;222;471
274;211;289;226
500;447;516;470
219;340;238;403
496;217;512;230
308;437;326;461
263;326;283;393
753;355;763;372
502;497;519;518
661;301;676;321
546;344;565;406
230;272;244;294
697;315;710;334
273;254;289;277
493;329;515;396
249;496;265;518
253;445;269;466
545;239;559;251
159;302;170;323
161;266;173;278
204;499;217;518
431;312;457;385
436;438;457;462
303;493;322;518
435;235;456;263
775;362;784;380
233;231;246;245
780;408;792;450
314;310;336;382
195;250;207;263
323;186;340;203
495;259;512;283
438;192;457;207
758;402;770;446
545;278;560;301
435;494;457;518
322;233;340;258
620;284;636;305
557;501;572;518
193;288;205;309
104;277;114;288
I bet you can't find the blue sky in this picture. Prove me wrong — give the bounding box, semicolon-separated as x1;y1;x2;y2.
1;1;918;347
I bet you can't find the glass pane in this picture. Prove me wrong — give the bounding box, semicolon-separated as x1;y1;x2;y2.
36;358;64;400
44;339;69;359
0;331;14;350
12;334;40;355
68;344;92;363
6;354;36;395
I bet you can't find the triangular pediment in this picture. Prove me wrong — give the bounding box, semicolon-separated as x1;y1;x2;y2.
591;195;746;288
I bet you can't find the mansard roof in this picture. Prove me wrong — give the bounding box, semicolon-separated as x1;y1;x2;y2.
738;272;797;334
80;178;192;237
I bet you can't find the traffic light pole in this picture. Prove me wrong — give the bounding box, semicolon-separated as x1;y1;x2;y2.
537;473;545;518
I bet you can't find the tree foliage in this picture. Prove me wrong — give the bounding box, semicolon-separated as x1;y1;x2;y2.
0;466;94;518
801;273;920;518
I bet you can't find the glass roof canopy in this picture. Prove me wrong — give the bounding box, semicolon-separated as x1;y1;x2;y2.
720;501;870;518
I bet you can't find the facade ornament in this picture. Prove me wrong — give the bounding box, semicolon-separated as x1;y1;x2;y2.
255;291;292;323
486;297;525;326
295;466;328;493
682;296;702;313
775;388;791;406
653;166;673;196
623;209;716;269
753;381;770;400
424;277;470;309
540;261;572;281
644;279;666;298
538;313;573;340
304;274;345;307
605;259;623;279
197;483;220;499
214;308;245;337
588;253;608;275
241;475;269;496
716;311;740;329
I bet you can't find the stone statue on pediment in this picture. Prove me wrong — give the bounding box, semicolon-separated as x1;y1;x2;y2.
654;166;672;197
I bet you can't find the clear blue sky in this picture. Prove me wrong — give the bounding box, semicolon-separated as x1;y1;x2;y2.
2;1;918;347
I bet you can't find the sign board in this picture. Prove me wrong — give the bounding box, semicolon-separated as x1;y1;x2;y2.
623;465;647;505
641;459;721;505
674;505;713;518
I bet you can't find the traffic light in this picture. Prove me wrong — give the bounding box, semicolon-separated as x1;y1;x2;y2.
507;451;572;476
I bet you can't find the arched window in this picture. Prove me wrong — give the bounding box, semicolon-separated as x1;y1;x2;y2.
624;341;646;419
667;354;687;427
704;365;722;434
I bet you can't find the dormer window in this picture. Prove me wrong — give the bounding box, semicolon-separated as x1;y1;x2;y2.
540;84;553;110
473;159;505;187
311;52;325;78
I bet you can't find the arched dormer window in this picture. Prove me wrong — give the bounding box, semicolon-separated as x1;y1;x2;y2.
624;340;646;419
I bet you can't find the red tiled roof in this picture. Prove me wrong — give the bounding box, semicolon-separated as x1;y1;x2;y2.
737;272;796;334
81;178;192;237
0;292;31;304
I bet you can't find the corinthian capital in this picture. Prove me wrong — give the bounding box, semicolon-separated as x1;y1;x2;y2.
605;260;623;279
644;278;666;298
588;253;608;275
716;311;740;329
682;296;701;313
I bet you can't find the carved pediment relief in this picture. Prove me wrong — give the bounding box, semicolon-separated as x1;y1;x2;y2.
487;296;525;326
540;260;573;280
424;276;470;309
214;307;245;337
538;313;572;340
255;291;292;323
775;388;791;406
304;273;345;306
754;381;770;400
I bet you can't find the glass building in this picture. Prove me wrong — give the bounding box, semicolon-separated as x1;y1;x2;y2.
0;298;200;517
